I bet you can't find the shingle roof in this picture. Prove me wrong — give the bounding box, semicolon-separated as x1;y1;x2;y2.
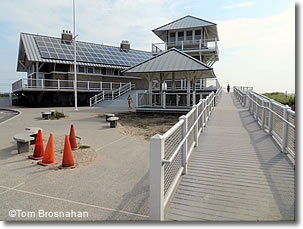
17;33;152;71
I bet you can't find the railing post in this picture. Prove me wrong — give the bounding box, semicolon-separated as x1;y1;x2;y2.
149;134;164;221
181;40;184;50
199;39;202;49
261;99;265;129
203;100;207;127
193;105;199;147
268;99;274;134
162;92;166;109
58;80;60;89
94;94;97;104
110;82;112;91
89;97;92;107
112;91;114;100
282;106;290;153
100;82;102;90
255;96;259;121
179;115;188;175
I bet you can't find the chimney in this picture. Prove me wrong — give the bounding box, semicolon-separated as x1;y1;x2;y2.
120;40;130;52
61;29;73;43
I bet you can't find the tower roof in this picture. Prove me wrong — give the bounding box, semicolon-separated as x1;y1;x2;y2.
152;15;219;41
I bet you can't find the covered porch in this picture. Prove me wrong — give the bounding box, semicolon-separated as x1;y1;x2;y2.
122;48;218;112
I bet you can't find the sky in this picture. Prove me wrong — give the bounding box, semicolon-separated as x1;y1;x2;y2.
0;0;295;93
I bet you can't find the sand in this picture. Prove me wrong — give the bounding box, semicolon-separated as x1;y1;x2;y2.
29;135;97;170
100;112;180;140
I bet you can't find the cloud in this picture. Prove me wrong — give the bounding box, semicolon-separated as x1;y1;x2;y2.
215;5;295;93
223;1;255;9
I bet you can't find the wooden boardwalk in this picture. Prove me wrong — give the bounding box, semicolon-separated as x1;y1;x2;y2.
166;92;295;221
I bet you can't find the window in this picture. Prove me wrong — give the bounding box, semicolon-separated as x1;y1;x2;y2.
169;32;176;42
79;66;85;73
88;67;94;73
101;67;106;75
186;31;193;41
177;32;184;41
195;30;201;40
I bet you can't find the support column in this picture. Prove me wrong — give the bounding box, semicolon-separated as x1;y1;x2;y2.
172;73;176;92
193;80;196;105
148;78;153;106
187;79;191;107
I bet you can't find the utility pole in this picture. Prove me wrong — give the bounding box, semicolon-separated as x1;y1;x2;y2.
73;0;78;110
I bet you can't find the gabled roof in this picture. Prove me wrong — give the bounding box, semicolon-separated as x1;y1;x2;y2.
153;15;216;31
122;48;216;80
17;33;152;72
152;15;219;41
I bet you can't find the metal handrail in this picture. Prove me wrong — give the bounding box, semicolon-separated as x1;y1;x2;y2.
162;92;215;164
233;86;295;158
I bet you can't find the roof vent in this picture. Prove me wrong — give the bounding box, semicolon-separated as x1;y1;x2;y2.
120;40;130;52
61;29;73;43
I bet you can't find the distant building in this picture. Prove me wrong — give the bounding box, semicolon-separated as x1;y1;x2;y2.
12;15;219;107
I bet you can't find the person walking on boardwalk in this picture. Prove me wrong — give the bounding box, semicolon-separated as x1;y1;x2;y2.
227;84;230;93
127;94;133;109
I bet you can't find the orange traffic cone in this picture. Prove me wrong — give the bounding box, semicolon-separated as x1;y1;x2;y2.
38;134;55;166
61;135;75;168
28;129;44;160
69;124;78;150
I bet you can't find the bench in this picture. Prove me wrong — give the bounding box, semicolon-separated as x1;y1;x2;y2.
13;133;35;154
41;111;51;120
108;117;119;128
25;127;43;144
105;113;115;122
50;110;56;116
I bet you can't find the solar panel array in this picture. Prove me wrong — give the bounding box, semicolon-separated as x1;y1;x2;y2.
34;36;152;67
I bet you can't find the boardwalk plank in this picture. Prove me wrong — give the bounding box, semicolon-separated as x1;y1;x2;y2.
165;93;295;221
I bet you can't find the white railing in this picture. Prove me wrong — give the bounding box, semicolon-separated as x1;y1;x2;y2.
136;91;213;108
89;82;134;106
152;38;218;54
153;78;220;91
149;86;222;220
12;78;129;92
233;87;295;159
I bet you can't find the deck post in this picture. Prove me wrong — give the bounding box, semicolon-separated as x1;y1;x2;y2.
193;105;199;147
261;99;265;129
135;91;139;108
162;92;166;109
180;115;188;175
150;134;165;221
268;99;274;134
148;79;153;106
187;79;191;107
282;106;290;153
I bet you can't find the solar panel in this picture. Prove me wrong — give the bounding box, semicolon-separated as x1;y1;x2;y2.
34;36;152;67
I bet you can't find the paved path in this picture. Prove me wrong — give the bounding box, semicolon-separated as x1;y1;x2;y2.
166;92;295;221
0;106;149;221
